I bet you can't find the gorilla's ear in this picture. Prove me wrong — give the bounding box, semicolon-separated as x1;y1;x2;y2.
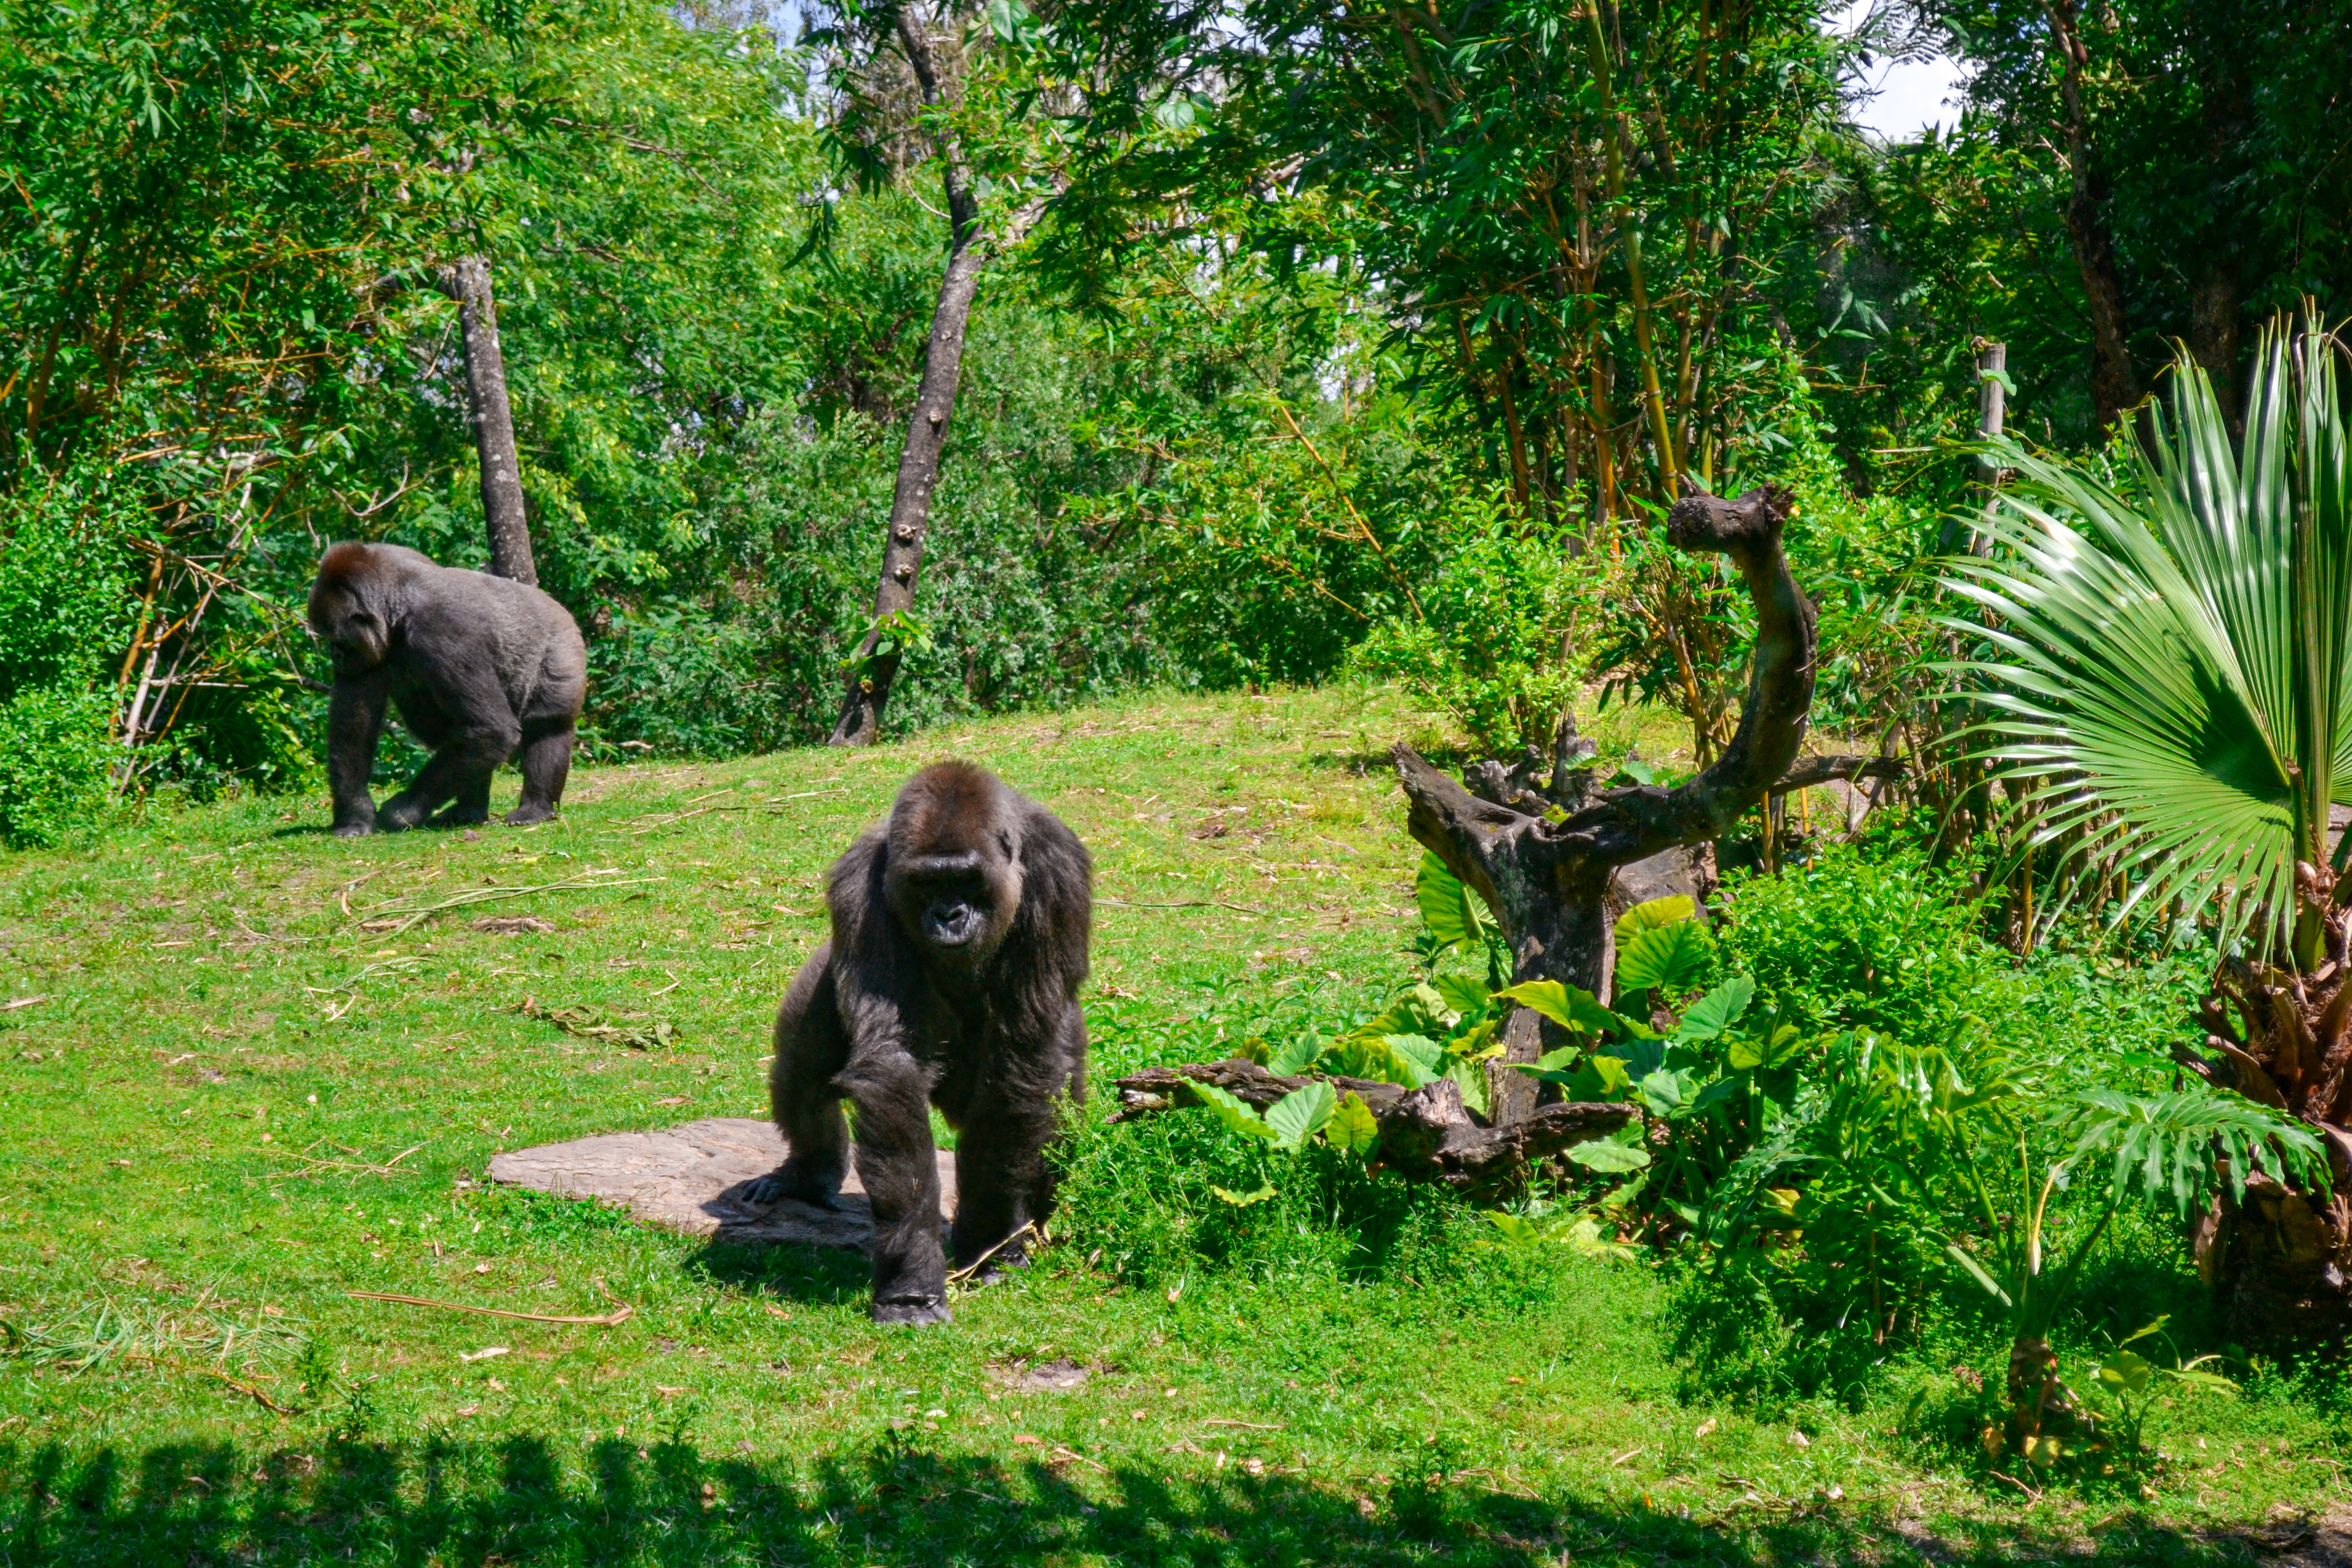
1006;805;1091;997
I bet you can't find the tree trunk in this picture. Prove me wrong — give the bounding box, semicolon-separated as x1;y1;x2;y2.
1395;482;1819;1121
2183;880;2352;1341
437;255;536;586
2043;1;2138;434
830;12;983;748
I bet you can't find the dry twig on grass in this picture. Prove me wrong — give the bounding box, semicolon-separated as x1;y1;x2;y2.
347;1289;635;1326
265;1138;428;1181
353;871;659;937
946;1221;1037;1286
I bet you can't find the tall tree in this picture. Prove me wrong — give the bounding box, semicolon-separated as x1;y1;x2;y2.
830;5;991;746
1035;0;1844;522
1935;0;2352;428
435;256;537;584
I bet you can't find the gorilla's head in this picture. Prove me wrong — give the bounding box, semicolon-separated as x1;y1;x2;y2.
884;761;1023;971
307;542;394;676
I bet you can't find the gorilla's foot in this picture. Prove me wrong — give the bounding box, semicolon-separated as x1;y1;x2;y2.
741;1159;841;1209
504;801;557;826
376;797;427;832
871;1295;952;1326
332;820;374;838
431;804;490;829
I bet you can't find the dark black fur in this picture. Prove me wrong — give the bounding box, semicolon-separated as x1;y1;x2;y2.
748;762;1092;1325
307;542;587;836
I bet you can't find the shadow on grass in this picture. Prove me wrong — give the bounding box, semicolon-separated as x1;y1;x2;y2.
0;1432;2271;1567
683;1238;877;1312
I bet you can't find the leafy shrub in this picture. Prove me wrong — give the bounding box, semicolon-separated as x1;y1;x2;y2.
1350;487;1585;756
0;685;115;848
0;469;133;846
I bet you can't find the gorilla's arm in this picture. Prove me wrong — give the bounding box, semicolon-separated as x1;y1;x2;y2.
946;802;1093;1272
827;835;954;1324
326;672;391;836
375;601;524;829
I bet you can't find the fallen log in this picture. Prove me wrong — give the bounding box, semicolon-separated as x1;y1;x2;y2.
1109;1058;1638;1198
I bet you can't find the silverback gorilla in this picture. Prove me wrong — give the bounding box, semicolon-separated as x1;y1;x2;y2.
748;762;1092;1324
307;542;587;836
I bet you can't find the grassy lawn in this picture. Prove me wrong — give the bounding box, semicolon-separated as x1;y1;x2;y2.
1;683;2344;1566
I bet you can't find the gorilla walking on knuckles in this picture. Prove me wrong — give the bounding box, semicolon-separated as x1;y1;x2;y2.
749;762;1092;1325
307;542;586;835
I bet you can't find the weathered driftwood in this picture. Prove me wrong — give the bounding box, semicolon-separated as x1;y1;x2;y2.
1395;481;1824;1125
1110;1058;1637;1198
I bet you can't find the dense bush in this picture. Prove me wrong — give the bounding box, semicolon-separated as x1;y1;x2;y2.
0;471;131;846
1350;483;1586;756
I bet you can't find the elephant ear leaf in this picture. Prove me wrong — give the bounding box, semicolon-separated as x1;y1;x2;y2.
1613;895;1695;940
1415;852;1488;953
1616;919;1712;995
1187;1080;1276;1141
1263;1081;1336;1152
1566;1137;1651;1173
1326;1091;1380;1155
1675;975;1755;1043
1267;1034;1324;1076
1494;979;1617;1038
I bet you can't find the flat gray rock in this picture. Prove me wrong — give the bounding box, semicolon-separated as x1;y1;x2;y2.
487;1117;958;1251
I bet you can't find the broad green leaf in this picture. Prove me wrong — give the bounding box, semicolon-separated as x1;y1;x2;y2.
1187;1080;1275;1141
1673;974;1755;1043
1517;1052;1631;1101
2096;1349;2156;1396
1431;973;1491;1019
1725;1021;1804;1072
1210;1182;1277;1207
1612;895;1695;941
1263;1081;1336;1151
1384;1033;1444;1084
1494;979;1616;1036
1483;1211;1545;1245
1415;852;1487;954
1446;1057;1489;1118
1615;920;1712;995
1565;1137;1652;1173
1267;1034;1324;1076
1326;1091;1379;1154
1635;1068;1694;1116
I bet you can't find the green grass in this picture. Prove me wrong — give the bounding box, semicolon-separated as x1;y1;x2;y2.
0;683;2344;1566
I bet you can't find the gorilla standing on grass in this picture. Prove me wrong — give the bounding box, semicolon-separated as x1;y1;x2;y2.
307;542;586;835
748;761;1092;1325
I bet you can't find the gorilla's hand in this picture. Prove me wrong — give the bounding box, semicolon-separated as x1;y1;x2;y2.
871;1293;952;1326
377;793;429;831
741;1155;842;1210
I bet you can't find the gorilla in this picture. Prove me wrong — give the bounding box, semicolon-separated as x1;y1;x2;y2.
748;761;1092;1325
307;542;587;836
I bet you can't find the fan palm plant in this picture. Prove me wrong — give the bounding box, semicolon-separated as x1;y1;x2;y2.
1943;309;2352;1340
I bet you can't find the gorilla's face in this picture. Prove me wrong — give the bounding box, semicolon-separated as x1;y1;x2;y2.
308;583;389;676
890;835;1021;970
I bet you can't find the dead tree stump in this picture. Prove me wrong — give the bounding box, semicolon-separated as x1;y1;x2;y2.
1394;482;1823;1124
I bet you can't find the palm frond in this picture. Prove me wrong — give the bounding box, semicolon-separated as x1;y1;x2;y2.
2064;1085;2328;1215
1941;311;2352;958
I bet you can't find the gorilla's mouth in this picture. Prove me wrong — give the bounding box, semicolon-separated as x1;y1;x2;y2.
925;900;986;948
